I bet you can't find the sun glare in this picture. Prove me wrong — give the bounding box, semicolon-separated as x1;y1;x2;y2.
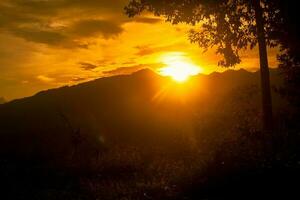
159;53;202;82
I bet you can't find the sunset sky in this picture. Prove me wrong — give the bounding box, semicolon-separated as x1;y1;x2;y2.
0;0;279;100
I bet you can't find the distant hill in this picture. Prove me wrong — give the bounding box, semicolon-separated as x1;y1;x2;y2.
0;97;6;104
0;68;284;162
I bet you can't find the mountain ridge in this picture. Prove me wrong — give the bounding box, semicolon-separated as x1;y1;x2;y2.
0;97;6;104
1;68;279;105
0;67;284;163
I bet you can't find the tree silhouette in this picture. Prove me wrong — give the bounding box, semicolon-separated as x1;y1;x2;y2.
277;1;300;109
125;0;284;133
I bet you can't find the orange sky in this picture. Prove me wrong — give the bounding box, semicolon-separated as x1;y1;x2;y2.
0;0;279;101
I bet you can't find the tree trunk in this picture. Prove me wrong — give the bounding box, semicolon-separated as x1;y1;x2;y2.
253;0;273;133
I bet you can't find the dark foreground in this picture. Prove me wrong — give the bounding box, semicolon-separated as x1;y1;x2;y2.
1;142;299;200
0;70;299;199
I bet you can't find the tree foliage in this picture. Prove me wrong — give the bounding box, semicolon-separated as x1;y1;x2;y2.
276;1;300;108
125;0;283;67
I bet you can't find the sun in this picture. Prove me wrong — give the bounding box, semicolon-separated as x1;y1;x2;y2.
159;53;202;82
160;65;199;82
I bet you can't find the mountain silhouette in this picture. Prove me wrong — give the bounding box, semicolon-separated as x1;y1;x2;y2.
0;97;6;104
1;68;296;200
0;68;283;162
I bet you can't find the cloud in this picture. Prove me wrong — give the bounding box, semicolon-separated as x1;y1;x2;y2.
37;75;55;83
102;63;165;76
135;45;156;56
79;62;98;71
0;0;127;47
70;19;123;38
102;66;146;76
135;43;184;56
0;0;162;48
8;25;92;48
12;28;66;45
71;77;88;82
6;19;123;47
133;17;162;24
122;61;136;65
1;0;128;17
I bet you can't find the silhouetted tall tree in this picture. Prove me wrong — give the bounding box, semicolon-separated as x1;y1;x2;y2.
125;0;284;133
276;1;300;110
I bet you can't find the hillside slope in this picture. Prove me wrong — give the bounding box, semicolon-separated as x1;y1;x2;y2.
0;68;283;159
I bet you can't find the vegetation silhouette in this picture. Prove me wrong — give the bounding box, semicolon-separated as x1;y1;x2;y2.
1;69;298;199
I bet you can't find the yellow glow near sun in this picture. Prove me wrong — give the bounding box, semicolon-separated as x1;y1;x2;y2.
159;53;202;82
